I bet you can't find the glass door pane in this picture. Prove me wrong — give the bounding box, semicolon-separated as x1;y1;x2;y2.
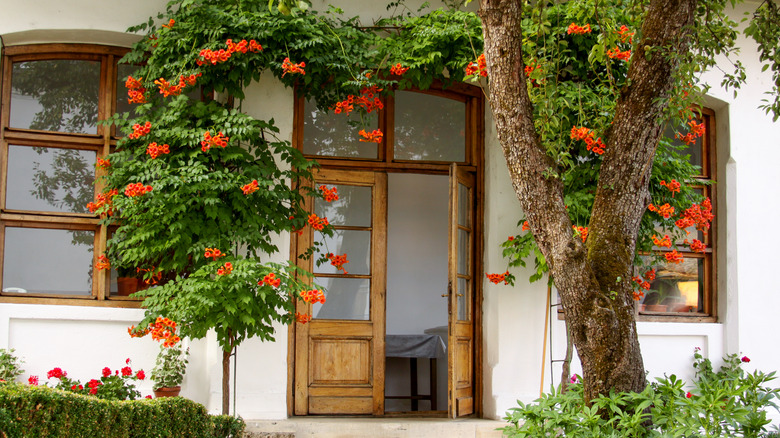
312;183;373;320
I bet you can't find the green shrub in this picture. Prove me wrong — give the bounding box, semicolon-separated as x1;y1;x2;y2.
502;352;780;437
0;383;244;438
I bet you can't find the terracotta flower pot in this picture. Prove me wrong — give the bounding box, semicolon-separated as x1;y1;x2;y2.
644;304;668;312
116;277;138;296
153;386;181;398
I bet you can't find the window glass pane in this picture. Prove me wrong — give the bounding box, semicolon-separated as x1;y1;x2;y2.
457;277;470;321
313;277;370;320
639;256;703;314
313;229;371;276
458;183;470;227
2;227;94;295
6;145;95;214
394;91;465;162
303;99;378;158
11;60;100;134
457;229;470;275
314;184;371;227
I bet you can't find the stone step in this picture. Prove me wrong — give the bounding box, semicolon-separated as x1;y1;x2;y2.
244;417;507;438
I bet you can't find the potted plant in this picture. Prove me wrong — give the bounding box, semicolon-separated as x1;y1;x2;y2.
0;348;24;382
151;343;188;397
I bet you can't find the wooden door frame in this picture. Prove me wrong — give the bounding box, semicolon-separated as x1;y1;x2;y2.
287;85;485;418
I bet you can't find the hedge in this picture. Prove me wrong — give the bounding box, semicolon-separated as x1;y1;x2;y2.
0;383;244;438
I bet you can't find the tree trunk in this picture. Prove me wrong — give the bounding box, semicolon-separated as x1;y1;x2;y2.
222;329;234;415
479;0;697;402
222;347;230;415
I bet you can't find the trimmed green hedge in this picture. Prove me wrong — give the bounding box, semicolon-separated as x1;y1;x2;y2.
0;383;244;438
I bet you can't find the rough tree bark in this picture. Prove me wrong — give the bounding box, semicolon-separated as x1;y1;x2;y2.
479;0;697;402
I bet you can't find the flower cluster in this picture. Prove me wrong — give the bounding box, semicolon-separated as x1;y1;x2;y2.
648;203;675;219
573;225;588;243
607;47;631;61
128;121;152;139
522;221;530;231
226;38;262;54
390;63;409;76
676;119;706;145
150;317;179;346
217;262;233;276
676;198;713;232
327;253;349;274
566;23;592;34
137;267;163;285
295;312;312;324
332;86;385;115
570;126;606;155
358;129;383;143
204;248;226;260
125;76;147;104
146;142;170;159
261;272;281;287
631;268;655;300
201;131;229;152
154;73;200;98
95;254;110;271
301;289;326;304
86;189;118;216
128;317;178;346
465;53;487;77
617;25;635;43
96;158;111;169
161;19;175;29
47;367;67;379
197;38;262;65
125;182;153;197
39;360;145;400
524;62;543;77
652;234;672;248
319;185;338;202
660;179;681;197
242;180;259;195
664;249;684;264
686;238;706;253
486;271;510;285
281;57;306;76
307;213;329;231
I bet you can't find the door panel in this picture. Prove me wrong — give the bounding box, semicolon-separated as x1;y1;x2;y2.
448;163;475;418
294;169;387;415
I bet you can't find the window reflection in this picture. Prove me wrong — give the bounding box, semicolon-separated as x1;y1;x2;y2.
6;145;95;214
639;256;703;313
394;91;466;162
2;227;94;295
313;277;370;320
10;60;100;134
303;99;378;158
314;184;372;227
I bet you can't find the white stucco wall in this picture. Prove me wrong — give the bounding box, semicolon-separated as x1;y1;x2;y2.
2;0;779;424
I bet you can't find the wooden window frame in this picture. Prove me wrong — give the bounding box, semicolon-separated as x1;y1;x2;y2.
637;107;717;323
0;43;140;308
294;81;484;174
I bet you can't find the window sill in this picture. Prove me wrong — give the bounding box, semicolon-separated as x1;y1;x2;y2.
0;295;143;308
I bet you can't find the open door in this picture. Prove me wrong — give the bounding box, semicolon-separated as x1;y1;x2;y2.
294;168;387;415
448;163;475;418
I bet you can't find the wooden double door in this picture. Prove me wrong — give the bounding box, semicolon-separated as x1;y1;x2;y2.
293;165;477;417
